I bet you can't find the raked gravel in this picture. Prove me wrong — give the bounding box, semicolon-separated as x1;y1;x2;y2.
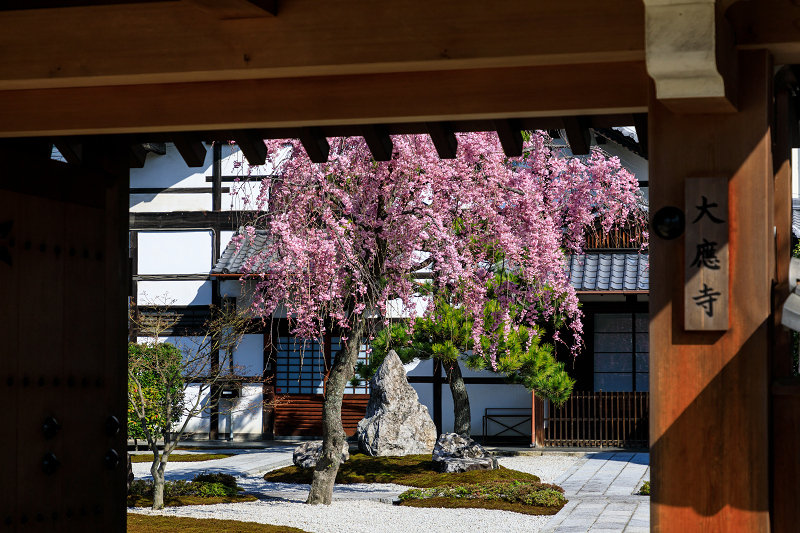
128;453;581;533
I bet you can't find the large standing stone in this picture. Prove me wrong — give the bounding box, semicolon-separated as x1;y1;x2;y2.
293;441;350;469
432;432;498;473
357;350;438;456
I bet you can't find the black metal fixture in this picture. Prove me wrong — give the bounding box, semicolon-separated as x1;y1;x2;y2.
652;206;685;240
43;416;61;439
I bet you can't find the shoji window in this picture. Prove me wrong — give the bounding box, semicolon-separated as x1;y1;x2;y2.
593;313;649;392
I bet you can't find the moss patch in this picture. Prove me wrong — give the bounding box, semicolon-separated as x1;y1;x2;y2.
127;494;258;508
127;514;309;532
263;453;541;487
399;496;562;516
130;453;233;463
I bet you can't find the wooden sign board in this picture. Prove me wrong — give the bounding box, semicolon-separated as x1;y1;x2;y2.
684;177;729;330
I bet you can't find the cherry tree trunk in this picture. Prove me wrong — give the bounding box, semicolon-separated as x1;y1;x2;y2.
445;361;471;437
306;318;367;505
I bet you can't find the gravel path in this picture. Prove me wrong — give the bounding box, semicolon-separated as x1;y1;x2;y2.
129;453;581;533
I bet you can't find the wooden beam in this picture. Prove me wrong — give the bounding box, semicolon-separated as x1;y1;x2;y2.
492;119;523;157
169;132;207;167
129;143;147;168
359;124;393;161
231;129;267;165
425;122;457;159
0;62;649;138
52;136;82;165
632;113;648;158
0;0;645;91
129;210;259;230
297;127;329;163
186;0;276;19
561;116;591;156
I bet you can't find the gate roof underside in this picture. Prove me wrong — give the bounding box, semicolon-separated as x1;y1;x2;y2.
1;1;799;138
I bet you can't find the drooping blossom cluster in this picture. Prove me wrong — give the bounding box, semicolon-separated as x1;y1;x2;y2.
237;132;645;365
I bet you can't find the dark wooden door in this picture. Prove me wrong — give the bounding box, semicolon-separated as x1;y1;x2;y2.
0;139;129;532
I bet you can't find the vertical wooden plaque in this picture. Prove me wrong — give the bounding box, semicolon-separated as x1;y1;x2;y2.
684;177;729;330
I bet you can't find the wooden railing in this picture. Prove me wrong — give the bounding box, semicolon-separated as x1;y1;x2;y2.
543;391;649;448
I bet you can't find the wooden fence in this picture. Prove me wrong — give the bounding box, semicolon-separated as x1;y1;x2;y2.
542;391;649;448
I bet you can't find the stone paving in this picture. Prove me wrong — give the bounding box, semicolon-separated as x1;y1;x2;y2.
130;446;296;480
540;452;650;533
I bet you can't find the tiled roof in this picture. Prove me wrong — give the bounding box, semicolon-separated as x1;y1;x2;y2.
212;229;274;274
566;252;649;291
792;200;800;239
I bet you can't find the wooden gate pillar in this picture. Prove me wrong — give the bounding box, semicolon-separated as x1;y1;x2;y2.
649;50;772;532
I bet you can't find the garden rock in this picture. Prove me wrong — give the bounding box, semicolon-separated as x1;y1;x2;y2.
432;432;498;473
357;350;438;456
293;440;350;469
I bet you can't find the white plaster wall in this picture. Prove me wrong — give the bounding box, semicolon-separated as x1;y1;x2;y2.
232;385;264;435
130;193;212;212
177;384;212;435
219;279;243;300
138;231;213;274
129;144;211;188
405;357;433;377
137;280;212;306
410;383;434;420
233;334;265;377
464;383;531;437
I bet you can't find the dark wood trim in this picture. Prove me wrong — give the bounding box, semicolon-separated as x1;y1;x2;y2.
130;187;230;194
129;210;258;230
205;175;276;182
262;327;276;439
408;375;509;385
432;360;443;434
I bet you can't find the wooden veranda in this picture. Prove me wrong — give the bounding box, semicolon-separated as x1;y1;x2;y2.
1;1;800;532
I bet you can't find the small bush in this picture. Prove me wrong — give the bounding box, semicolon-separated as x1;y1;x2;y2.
639;481;650;495
398;480;566;508
127;476;240;499
193;472;238;489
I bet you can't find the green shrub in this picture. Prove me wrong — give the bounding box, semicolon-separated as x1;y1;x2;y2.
196;482;237;498
639;481;650;495
193;472;237;489
398;480;566;508
127;477;240;499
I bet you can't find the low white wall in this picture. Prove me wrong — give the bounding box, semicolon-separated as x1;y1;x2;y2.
137;280;212;306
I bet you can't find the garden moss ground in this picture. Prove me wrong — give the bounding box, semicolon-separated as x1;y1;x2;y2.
128;514;309;532
130;453;233;463
263;453;541;486
263;453;566;516
127;494;258;508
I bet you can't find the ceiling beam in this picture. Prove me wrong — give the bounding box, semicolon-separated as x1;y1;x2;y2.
186;0;276;19
129;143;147;168
231;129;268;165
561;116;591;156
52;137;82;165
632;113;648;158
359;124;393;161
297;127;330;163
0;0;644;91
169;133;207;167
492;119;524;157
425;122;457;159
0;62;648;138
